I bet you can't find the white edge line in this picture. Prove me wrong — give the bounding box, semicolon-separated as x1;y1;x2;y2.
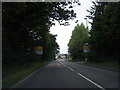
11;68;39;88
77;73;105;90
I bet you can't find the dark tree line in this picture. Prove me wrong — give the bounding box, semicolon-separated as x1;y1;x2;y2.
68;2;120;63
2;2;79;68
87;2;120;62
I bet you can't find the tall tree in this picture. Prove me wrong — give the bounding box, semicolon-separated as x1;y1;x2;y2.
87;2;120;62
68;23;89;60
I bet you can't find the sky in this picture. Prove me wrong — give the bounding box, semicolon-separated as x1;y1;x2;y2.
50;0;95;54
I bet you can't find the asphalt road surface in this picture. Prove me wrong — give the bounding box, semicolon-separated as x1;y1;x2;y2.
13;59;119;89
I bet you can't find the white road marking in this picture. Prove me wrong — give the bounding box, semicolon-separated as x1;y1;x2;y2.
61;63;73;71
77;73;105;90
67;66;74;71
61;63;105;90
11;68;39;88
61;63;105;89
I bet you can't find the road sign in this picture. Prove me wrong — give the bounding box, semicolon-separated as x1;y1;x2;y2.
35;46;43;55
83;44;90;53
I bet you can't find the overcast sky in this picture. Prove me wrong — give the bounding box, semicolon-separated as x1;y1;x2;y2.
50;0;95;54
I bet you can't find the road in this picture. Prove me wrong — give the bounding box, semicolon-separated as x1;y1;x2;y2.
13;59;119;89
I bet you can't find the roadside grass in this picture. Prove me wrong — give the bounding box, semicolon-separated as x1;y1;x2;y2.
2;61;50;88
67;57;119;68
86;61;119;68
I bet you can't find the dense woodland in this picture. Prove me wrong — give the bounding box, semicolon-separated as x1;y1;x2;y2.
68;2;120;63
2;2;79;69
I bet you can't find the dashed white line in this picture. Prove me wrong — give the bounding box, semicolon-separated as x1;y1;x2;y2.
61;63;74;71
77;73;105;90
67;66;74;71
60;62;105;89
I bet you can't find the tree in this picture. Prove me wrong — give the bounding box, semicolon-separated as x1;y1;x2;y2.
2;2;79;68
68;23;89;60
87;2;120;62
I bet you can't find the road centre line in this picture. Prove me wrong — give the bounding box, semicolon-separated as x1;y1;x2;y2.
61;63;74;71
77;73;105;90
63;63;105;90
67;66;74;71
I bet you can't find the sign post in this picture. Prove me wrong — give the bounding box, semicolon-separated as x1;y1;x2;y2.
35;46;43;55
83;43;90;61
83;44;90;53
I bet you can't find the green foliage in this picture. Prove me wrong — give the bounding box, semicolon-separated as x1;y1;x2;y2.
87;2;120;62
68;23;89;60
2;2;78;68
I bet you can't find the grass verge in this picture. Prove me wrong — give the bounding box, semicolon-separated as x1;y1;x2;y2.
2;61;50;88
86;61;119;68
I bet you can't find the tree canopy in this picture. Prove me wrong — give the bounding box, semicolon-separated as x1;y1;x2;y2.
2;2;79;68
87;2;120;62
68;23;89;60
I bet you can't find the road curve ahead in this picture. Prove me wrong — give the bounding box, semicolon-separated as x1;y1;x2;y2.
13;59;119;89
